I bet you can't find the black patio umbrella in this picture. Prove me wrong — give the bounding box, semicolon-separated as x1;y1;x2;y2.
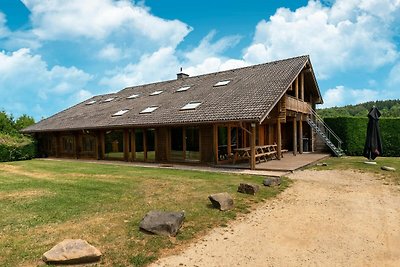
363;106;383;160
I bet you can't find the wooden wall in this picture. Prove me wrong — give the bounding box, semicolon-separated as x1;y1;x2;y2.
156;127;169;162
200;125;214;163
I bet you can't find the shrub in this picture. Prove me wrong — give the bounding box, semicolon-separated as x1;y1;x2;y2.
324;117;400;156
0;133;36;162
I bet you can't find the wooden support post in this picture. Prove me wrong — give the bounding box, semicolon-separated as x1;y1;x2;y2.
300;72;304;101
55;132;60;158
299;118;303;154
131;129;136;161
295;77;299;99
277;118;282;160
293;118;297;156
74;132;79;159
123;129;129;161
143;129;147;162
182;127;187;161
213;124;219;164
94;131;99;160
227;124;231;160
250;123;256;170
99;131;105;160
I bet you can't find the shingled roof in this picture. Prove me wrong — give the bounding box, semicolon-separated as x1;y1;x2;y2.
23;55;322;133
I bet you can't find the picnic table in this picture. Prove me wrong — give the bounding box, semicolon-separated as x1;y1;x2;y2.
233;144;280;164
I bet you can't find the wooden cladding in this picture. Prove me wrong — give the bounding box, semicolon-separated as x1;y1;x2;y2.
285;95;311;114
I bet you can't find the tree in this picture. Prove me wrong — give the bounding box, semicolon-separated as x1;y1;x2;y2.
14;114;35;131
0;111;15;134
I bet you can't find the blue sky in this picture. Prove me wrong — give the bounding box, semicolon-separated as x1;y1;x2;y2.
0;0;399;121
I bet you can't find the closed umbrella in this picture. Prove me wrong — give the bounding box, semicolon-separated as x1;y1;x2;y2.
363;106;383;160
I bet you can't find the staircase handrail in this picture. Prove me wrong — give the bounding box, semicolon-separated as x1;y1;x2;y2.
307;106;343;148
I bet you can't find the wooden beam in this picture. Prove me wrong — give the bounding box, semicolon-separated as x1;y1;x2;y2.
123;129;129;161
277;118;282;160
295;77;299;99
213;124;218;164
131;129;136;161
227;124;231;160
143;129;147;162
299;118;303;154
293;118;297;156
250;123;256;170
182;127;187;161
99;131;105;160
300;72;304;101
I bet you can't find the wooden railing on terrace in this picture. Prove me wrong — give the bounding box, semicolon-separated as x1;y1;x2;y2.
285;95;311;114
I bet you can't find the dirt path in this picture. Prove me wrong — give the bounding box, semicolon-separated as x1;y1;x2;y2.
151;169;400;267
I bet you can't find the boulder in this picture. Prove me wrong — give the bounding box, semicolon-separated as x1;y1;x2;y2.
263;177;281;187
42;239;102;264
139;211;185;236
237;183;259;195
381;166;396;171
208;192;234;211
316;162;328;166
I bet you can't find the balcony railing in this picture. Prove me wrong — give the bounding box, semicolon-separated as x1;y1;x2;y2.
285;95;311;114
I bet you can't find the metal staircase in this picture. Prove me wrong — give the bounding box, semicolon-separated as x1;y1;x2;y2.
306;106;344;157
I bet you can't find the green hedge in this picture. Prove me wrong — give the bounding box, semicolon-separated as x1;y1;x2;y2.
0;134;36;162
324;117;400;156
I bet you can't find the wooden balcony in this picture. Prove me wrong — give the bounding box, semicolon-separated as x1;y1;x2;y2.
285;95;311;114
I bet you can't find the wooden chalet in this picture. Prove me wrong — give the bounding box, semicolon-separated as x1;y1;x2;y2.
22;55;326;169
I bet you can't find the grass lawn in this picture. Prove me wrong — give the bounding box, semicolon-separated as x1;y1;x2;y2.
0;159;289;266
312;156;400;184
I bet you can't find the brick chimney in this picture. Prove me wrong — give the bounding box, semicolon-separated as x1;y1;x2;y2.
177;67;189;80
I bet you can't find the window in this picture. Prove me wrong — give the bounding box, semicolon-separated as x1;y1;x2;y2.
180;101;201;110
112;109;129;117
150;90;163;96
103;97;115;102
127;94;139;99
176;86;191;92
214;80;231;87
140;106;159;114
86;100;96;105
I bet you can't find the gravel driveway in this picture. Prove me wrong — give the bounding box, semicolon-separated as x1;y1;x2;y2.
151;169;400;267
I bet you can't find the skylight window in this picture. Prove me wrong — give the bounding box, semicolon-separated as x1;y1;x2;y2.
214;80;231;87
180;101;201;110
86;100;97;105
150;90;163;96
112;109;129;117
176;86;191;92
103;97;115;102
127;94;139;99
140;106;159;114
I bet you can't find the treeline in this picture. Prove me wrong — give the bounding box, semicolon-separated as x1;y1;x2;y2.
0;111;36;162
317;99;400;118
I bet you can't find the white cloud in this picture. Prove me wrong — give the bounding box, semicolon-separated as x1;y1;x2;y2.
100;47;179;89
388;62;400;86
184;31;241;64
98;44;122;61
21;0;191;47
0;49;92;118
0;12;9;37
244;0;400;79
322;85;383;107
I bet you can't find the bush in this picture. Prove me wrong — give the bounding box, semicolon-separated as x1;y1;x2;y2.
324;117;400;156
0;133;36;162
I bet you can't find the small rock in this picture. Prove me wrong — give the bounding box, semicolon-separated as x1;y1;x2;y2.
364;161;377;165
263;177;281;187
208;192;234;211
381;166;396;171
139;211;185;236
42;239;102;264
237;183;259;195
316;162;328;166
